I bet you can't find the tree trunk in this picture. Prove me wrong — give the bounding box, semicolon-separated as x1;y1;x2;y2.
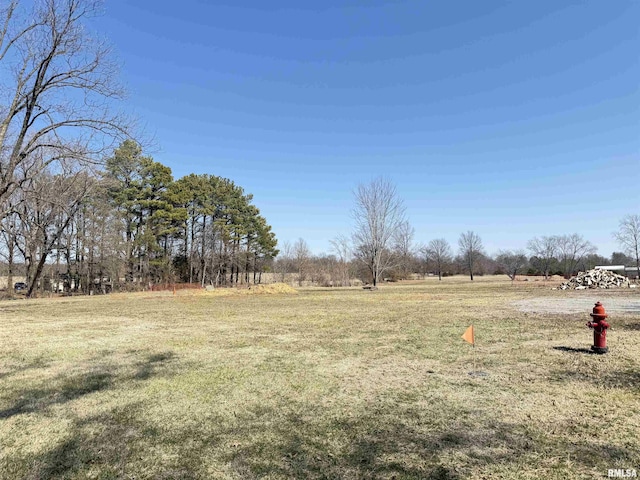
189;217;195;284
201;265;207;287
64;241;72;293
245;245;250;285
126;221;134;283
200;216;206;285
54;237;61;293
253;253;257;284
27;240;48;298
7;232;14;299
77;218;84;293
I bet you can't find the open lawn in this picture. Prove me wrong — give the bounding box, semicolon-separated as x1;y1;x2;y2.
1;277;639;479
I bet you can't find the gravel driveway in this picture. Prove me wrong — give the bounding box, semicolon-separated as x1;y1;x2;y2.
512;296;640;315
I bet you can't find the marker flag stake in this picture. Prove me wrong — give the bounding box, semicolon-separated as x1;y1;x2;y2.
462;325;476;373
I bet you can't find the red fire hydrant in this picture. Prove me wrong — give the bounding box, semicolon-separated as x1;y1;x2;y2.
586;301;610;354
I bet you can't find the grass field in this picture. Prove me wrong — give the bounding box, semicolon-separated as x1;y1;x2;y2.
1;277;639;479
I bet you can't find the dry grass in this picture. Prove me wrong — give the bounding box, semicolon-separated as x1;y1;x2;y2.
0;276;638;479
206;282;299;296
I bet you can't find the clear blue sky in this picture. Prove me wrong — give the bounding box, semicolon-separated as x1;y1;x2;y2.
93;1;639;257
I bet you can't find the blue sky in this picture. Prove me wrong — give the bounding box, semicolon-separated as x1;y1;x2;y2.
94;1;639;257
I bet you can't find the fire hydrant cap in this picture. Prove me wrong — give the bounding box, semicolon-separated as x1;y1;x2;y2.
590;301;608;319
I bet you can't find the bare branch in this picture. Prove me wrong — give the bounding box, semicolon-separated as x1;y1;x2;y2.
458;231;484;281
0;0;131;220
614;214;640;279
351;177;407;286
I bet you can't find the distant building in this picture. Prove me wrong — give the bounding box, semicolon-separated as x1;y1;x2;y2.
595;265;626;273
625;266;639;279
595;265;639;279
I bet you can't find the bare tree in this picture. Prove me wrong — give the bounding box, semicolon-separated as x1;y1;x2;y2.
458;231;483;281
0;0;129;219
0;206;19;297
527;235;558;280
556;233;596;278
351;177;406;287
293;237;311;286
614;214;640;279
422;238;452;281
14;159;92;297
329;234;352;287
276;240;293;282
495;250;528;281
392;220;414;279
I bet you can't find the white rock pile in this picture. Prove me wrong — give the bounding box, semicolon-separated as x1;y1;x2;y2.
558;269;630;290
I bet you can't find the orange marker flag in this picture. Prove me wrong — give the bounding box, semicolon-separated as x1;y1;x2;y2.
462;325;475;345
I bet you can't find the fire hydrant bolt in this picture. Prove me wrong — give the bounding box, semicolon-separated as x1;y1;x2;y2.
587;301;610;354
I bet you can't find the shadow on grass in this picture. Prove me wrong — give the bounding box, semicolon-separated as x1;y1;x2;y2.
553;346;594;354
15;401;202;480
19;402;470;479
9;392;640;479
550;351;640;389
0;351;175;420
270;420;467;479
0;370;113;419
24;403;185;480
223;408;521;479
223;402;639;479
4;352;636;478
600;369;640;389
620;322;640;331
0;356;49;380
134;351;175;380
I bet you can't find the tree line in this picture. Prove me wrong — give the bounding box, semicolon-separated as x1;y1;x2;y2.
0;140;278;296
271;178;639;287
273;233;636;287
0;1;277;297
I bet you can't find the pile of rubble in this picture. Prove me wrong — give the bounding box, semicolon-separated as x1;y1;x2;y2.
558;269;630;290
